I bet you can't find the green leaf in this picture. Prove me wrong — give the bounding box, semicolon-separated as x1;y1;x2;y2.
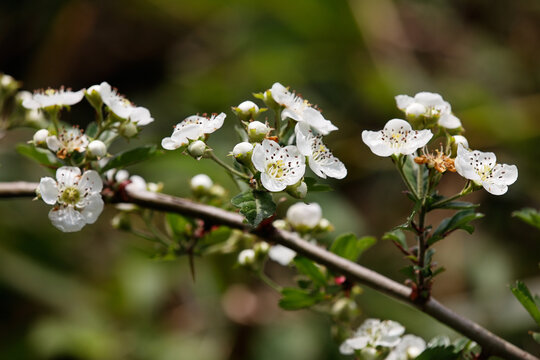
293;257;327;288
511;281;540;327
85;121;98;138
416;346;458;360
304;177;333;192
16;143;62;169
278;288;325;310
402;155;428;197
400;265;416;281
166;213;193;239
383;229;408;250
428;209;484;246
231;190;276;227
512;208;540;230
102;145;161;172
330;233;376;262
199;226;233;250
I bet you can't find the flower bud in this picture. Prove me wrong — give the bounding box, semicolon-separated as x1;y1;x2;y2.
316;218;334;232
238;249;256;266
85;84;103;110
33;129;49;146
147;182;163;193
232;141;253;164
233;100;260;121
286;202;322;230
190;174;213;195
253;241;270;255
450;135;469;157
330;298;359;322
209;184;227;198
285;180;307;199
248;121;270;142
119;122;138;138
0;74;18;94
187;140;207;159
359;347;379;360
88;140;107;157
272;219;287;230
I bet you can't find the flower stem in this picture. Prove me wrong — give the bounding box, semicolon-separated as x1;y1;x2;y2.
392;155;418;200
274;107;282;138
207;151;250;180
429;180;473;209
258;266;282;292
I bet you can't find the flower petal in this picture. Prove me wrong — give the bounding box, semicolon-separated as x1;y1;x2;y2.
49;205;85;232
39;177;59;205
56;166;81;187
261;172;286;192
438;113;462;129
80;193;104;224
251;143;267;172
78;170;103;194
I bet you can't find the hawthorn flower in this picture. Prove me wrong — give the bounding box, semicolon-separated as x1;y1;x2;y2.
386;335;426;360
455;146;518;195
22;88;84;110
295;123;347;179
362;119;433;157
46;127;89;159
90;82;154;126
251;139;305;192
395;92;461;129
268;245;296;266
39;166;104;232
161;113;226;150
269;82;337;135
286;202;322;229
339;319;405;355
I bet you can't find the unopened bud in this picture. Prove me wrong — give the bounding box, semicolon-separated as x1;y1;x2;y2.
451;135;469;157
330;298;359;322
232;142;253;164
238;249;256;266
272;219;287;230
88;140;107;157
209;184;226;198
190;174;213;195
119;122;138;138
188;140;207;159
233;100;260;121
33;129;49;145
85;85;103;110
316;218;333;232
248;121;270;142
254;241;270;255
287;202;322;230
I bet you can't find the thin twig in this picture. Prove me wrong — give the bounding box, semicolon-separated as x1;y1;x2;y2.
0;181;537;360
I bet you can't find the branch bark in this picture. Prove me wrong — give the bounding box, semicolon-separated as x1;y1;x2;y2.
0;181;537;360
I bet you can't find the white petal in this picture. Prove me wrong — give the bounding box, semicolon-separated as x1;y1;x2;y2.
203;112;226;133
80;194;104;224
491;164;518;185
161;137;181;150
130;107;153;126
39;177;59;205
302;107;338;135
339;341;355;355
22;98;40;110
308;158;326;178
49;206;85;232
287;203;322;228
56;166;81;187
414;92;445;107
321;158;347;179
384;118;413;132
78;170;103;194
128;175;147;191
62;90;84;105
261;172;286;192
345;336;369;350
270;82;290;105
438;113;462;129
361;131;394;157
401;129;433;154
395;95;414;111
251;143;267;172
46;136;62;152
482;182;508;196
177;123;205;141
268;245;296;265
294;122;313;156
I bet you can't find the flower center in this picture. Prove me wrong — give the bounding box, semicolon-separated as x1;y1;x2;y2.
476;164;493;181
61;186;80;205
267;160;285;179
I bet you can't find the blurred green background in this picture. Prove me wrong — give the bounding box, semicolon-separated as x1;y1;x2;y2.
1;0;540;358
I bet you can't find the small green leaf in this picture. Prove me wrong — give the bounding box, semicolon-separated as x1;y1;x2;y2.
330;233;376;262
293;257;327;288
400;265;416;281
16;143;62;169
278;288;324;310
402;155;428;197
428;209;484;246
199;226;233;250
166;213;193;239
304;177;333;192
512;208;540;230
102;145;161;171
383;229;408;250
511;281;540;327
416;346;458;360
231;190;276;227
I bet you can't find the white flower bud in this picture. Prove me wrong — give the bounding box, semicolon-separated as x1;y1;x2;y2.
209;184;226;198
254;241;270;255
406;103;427;117
115;170;130;182
88;140;107;157
147;182;162;193
317;218;333;232
272;219;287;230
33;129;49;145
1;74;15;87
452;135;468;149
248;121;270;142
238;249;256;266
187;140;207;159
190;174;213;193
233;142;253;158
119;122;138;138
286;202;322;229
237;101;259;114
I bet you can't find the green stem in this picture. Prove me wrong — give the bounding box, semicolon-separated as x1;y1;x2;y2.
416;204;427;298
258;266;282;292
392;155;418;200
429;180;472;209
208;151;250;180
274;107;282;138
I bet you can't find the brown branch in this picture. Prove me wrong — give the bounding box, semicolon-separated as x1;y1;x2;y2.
0;181;537;360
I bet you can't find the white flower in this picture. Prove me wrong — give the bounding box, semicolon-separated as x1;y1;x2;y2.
455;146;518;195
268;245;296;266
286;202;322;229
252;139;306;192
33;129;49;144
452;135;469;149
395;92;461;129
92;82;154;126
362;119;433;157
190;174;213;192
295;122;347;179
46;127;89;159
238;249;256;265
161;113;226;150
88;140;107;157
385;335;426;360
39;166;104;232
339;319;405;355
22;88;84;110
269;82;337;135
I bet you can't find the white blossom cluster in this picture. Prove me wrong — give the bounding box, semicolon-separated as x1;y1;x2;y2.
161;82;347;194
362;92;518;195
339;318;426;360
